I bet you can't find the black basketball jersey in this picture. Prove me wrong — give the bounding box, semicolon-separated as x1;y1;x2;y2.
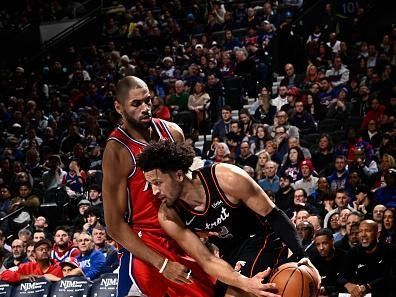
176;164;271;257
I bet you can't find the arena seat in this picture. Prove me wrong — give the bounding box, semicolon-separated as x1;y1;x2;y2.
12;278;51;297
317;119;340;133
89;273;118;297
49;276;91;297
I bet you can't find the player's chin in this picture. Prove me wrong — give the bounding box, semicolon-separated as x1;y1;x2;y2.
140;115;152;125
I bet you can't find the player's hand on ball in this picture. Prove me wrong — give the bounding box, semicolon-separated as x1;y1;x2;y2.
162;260;194;285
297;257;321;289
245;268;281;297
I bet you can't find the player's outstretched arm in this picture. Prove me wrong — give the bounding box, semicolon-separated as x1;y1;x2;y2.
159;205;281;297
102;141;190;283
216;164;305;260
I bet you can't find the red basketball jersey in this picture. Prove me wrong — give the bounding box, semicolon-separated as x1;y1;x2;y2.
107;118;175;236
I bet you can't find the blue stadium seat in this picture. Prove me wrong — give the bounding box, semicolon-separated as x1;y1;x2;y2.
49;276;91;297
12;278;51;297
89;273;118;297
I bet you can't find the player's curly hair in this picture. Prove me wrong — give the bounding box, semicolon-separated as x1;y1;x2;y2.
137;141;195;173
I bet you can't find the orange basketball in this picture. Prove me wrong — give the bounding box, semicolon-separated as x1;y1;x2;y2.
269;262;320;297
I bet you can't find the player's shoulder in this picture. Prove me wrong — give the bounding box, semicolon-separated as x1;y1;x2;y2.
162;120;184;142
214;163;250;186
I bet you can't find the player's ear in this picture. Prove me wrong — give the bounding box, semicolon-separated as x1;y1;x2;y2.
114;99;122;115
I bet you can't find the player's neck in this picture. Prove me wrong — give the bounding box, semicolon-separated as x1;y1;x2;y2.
180;175;207;211
122;124;153;143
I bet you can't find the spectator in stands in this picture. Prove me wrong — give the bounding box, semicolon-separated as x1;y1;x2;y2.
0;184;12;218
60;257;84;277
293;159;318;196
280;63;304;88
326;87;351;121
269;110;299;139
311;228;346;296
238;108;255;136
210;142;230;163
288;188;318;218
206;73;223;124
72;199;91;231
317;77;339;118
327;155;349;192
324;189;354;228
235;141;258;169
188;81;210;133
335;219;361;253
76;232;105;281
325;56;350;87
264;139;281;164
339;220;396;297
88;184;103;218
352;184;376;219
379;208;396;246
25;148;44;188
83;207;102;235
280;86;299;115
0;239;63;283
63;158;86;198
33;216;51;240
295;209;310;225
326;32;341;54
361;97;387;130
223;30;241;51
151;96;171;121
275;174;294;211
336;208;352;241
255;151;271;180
60;123;84;154
311;133;334;176
296;221;315;255
167;80;189;115
350;85;371;117
289;100;316;135
42;154;66;192
349;147;378;182
271;85;288;112
258;161;280;193
302;64;319;90
278;147;305;183
33;231;45;242
362;120;382;149
307;214;322;232
253;87;276;125
212;105;232;141
92;225;118;273
372;204;386;227
375;168;396;209
3;239;28;269
250;125;272;154
308;176;331;212
51;226;80;263
234;47;258;96
26;241;35;262
18;229;32;247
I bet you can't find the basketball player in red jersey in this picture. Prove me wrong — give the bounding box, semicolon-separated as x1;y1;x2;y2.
102;76;214;297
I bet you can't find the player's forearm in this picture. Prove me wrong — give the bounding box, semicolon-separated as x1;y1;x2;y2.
265;206;305;259
200;256;250;292
107;222;164;270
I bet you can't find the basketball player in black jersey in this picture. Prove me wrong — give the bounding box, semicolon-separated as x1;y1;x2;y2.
138;141;318;297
